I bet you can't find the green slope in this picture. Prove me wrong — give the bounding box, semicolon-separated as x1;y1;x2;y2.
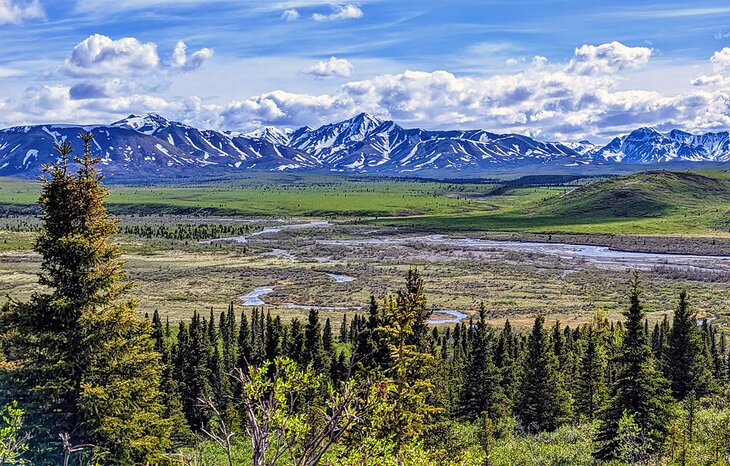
373;171;730;235
534;171;730;219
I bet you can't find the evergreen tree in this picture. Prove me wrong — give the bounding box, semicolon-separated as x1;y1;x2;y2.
288;318;305;364
323;317;333;354
0;134;170;463
237;311;252;369
176;312;212;430
576;325;606;421
303;309;326;372
339;314;348;342
265;313;282;361
458;304;504;420
517;315;569;432
399;268;431;352
664;289;711;399
594;273;671;460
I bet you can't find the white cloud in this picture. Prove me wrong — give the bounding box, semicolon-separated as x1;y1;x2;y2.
532;56;548;69
214;64;730;139
711;47;730;71
63;34;160;77
566;41;652;75
0;66;24;78
281;9;299;21
0;0;43;25
312;4;363;21
171;41;214;72
303;56;353;78
691;74;725;87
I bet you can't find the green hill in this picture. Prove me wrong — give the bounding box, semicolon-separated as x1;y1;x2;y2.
375;170;730;235
534;170;730;219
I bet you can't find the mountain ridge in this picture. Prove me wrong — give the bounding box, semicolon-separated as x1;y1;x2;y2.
1;113;728;178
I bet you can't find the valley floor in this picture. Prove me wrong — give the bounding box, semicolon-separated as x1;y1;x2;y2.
1;218;728;330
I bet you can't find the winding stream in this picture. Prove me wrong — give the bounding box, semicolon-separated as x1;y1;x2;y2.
319;235;730;273
428;310;469;325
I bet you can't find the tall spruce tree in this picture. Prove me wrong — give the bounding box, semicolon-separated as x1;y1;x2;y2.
458;304;504;420
399;268;431;352
303;309;326;372
0;134;170;463
517;315;569;432
663;289;711;399
594;273;671;460
576;325;607;421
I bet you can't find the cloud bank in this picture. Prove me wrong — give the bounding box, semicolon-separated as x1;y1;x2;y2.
3;40;730;143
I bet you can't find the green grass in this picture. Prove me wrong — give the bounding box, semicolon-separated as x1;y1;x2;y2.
372;171;730;235
0;173;496;218
1;170;728;235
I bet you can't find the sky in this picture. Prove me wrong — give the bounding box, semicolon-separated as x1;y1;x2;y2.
2;1;730;142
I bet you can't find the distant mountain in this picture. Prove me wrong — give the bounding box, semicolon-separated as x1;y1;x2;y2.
591;127;730;163
0;113;728;178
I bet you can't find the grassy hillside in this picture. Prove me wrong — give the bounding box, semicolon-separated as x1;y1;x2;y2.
536;171;730;218
373;171;730;235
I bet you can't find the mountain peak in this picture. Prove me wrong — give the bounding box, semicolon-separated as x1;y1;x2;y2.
346;112;385;127
112;113;172;135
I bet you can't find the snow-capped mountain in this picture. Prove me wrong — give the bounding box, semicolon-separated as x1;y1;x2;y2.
590;127;730;163
0;113;728;178
0;114;320;177
287;113;587;171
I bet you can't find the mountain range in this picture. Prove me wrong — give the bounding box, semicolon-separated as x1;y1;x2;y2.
0;113;728;178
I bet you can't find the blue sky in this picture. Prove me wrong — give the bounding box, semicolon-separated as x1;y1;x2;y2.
2;0;730;142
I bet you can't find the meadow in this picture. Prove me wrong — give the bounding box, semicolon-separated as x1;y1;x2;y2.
1;169;728;330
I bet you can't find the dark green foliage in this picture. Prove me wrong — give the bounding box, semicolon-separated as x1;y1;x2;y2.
517;315;569;433
594;274;672;460
664;289;711;399
458;304;504;420
576;326;606;421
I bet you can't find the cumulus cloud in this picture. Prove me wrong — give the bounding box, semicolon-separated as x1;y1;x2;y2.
312;4;363;21
710;47;730;71
281;9;299;21
566;41;652;75
0;0;43;25
303;56;353;79
171;41;214;72
63;34;160;77
215;63;730;139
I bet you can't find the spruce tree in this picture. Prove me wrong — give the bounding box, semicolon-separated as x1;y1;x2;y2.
0;134;170;463
323;317;333;354
517;315;569;432
458;304;504;420
576;325;606;421
663;289;711;399
237;311;251;368
594;273;671;459
399;268;431;352
303;309;326;372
